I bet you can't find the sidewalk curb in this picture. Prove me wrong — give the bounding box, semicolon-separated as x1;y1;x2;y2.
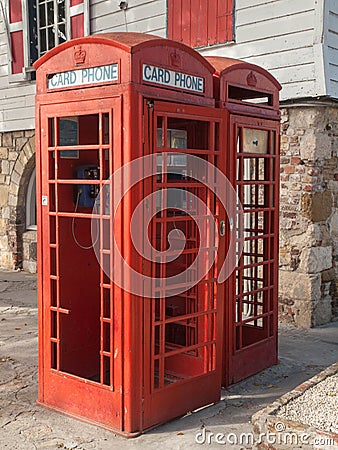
252;362;338;449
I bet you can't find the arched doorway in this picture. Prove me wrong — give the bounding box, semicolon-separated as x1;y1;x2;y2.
23;166;37;272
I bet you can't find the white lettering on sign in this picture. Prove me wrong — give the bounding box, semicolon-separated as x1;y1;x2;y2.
47;63;119;89
142;64;204;93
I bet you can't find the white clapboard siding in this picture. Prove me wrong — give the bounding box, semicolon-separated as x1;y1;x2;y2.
0;11;36;132
0;0;336;133
91;0;166;35
236;0;314;26
325;0;338;98
199;0;326;101
0;0;167;132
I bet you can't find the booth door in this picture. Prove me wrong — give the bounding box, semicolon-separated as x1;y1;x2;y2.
39;98;123;430
142;100;225;428
227;114;279;385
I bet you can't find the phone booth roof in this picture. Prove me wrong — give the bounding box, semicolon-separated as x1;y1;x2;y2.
205;56;281;114
34;32;215;102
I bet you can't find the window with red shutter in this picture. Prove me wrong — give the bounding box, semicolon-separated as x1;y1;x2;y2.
4;0;29;80
168;0;234;48
5;0;89;81
37;0;67;55
69;0;90;39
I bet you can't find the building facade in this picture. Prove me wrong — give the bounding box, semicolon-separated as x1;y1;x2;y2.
0;0;337;325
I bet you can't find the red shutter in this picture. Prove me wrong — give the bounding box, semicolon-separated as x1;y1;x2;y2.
69;0;90;39
168;0;234;48
220;0;234;43
8;0;24;74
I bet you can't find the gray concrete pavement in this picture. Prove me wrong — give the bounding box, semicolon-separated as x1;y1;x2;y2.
0;269;337;449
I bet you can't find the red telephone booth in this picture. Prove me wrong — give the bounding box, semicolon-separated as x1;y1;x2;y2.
206;57;281;386
34;33;227;435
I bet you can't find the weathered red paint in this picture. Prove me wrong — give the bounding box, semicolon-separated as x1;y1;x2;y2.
10;30;24;74
8;0;24;74
34;32;226;436
168;0;234;48
34;33;281;436
9;0;22;22
70;14;84;39
206;56;281;387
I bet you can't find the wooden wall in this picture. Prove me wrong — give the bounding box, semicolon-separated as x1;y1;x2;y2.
1;0;338;132
199;0;326;102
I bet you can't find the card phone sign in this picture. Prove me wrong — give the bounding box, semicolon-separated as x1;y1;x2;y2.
75;165;100;208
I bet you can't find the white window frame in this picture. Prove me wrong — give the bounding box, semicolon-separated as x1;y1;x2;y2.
36;0;69;57
3;0;90;83
3;0;30;82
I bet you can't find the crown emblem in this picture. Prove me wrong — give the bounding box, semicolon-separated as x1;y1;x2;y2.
74;47;86;66
170;51;181;68
247;71;257;87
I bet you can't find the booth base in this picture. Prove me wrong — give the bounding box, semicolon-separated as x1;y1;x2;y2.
37;398;217;437
229;338;278;385
36;400;143;438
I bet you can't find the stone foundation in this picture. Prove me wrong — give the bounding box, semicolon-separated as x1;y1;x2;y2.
0;131;36;273
279;103;338;326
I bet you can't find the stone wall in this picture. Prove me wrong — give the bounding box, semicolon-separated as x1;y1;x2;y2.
279;104;338;326
0;131;36;272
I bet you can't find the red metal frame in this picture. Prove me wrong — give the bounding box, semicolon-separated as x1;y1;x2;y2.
38;99;123;430
142;100;226;428
34;33;225;435
206;56;281;386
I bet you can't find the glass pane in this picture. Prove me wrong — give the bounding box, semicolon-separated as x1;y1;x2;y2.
50;247;56;276
103;322;110;352
47;26;54;50
167;117;209;150
51;311;57;338
49;216;56;245
156;127;188;149
156;116;164;148
214;122;220;151
103;356;110;386
103;288;111;318
39;4;46;27
58;0;65;23
50;278;57;306
51;342;57;369
39;29;46;54
168;129;187;149
58;23;66;44
48;118;55;147
58;117;79;146
101;183;110;215
47;1;54;25
58;115;100;146
101;219;110;250
270;131;276;154
102;113;110;144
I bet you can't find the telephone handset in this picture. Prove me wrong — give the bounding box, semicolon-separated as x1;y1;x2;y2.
75;165;100;208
